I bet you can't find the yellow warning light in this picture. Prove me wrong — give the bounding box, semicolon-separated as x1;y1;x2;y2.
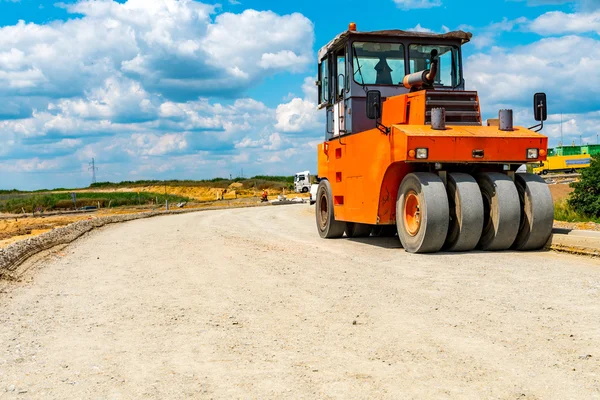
349;22;357;31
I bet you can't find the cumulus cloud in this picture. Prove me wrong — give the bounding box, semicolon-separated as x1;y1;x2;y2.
466;35;600;115
509;0;600;12
0;1;322;189
528;10;600;35
392;0;442;9
275;77;320;133
0;0;314;102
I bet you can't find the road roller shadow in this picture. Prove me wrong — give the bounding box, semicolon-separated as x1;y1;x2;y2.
346;236;403;249
345;236;554;255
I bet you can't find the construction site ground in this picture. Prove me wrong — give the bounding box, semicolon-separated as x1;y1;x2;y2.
0;189;308;248
1;204;600;399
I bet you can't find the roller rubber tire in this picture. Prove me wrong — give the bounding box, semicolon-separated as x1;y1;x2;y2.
371;225;397;237
444;173;484;251
345;222;372;238
315;180;345;238
512;173;554;250
476;172;521;251
396;173;449;253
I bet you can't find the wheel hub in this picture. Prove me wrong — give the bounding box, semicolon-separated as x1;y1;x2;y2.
404;191;421;236
319;192;328;230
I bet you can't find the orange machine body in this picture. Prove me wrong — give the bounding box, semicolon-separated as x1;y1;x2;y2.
317;90;548;225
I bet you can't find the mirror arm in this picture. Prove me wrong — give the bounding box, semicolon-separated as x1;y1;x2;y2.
375;105;389;135
528;120;543;132
376;121;390;135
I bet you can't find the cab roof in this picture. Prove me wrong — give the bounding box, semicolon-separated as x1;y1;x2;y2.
317;29;472;61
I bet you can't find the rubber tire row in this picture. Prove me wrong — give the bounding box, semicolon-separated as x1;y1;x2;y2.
316;172;554;254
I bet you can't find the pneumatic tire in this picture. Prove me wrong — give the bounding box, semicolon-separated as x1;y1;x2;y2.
396;173;449;253
476;172;521;251
345;222;372;238
444;173;484;251
512;173;554;250
315;180;345;238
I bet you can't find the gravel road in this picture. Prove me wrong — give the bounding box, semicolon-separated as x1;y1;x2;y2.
1;204;599;399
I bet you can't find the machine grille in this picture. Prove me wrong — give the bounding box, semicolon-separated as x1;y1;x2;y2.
425;91;481;126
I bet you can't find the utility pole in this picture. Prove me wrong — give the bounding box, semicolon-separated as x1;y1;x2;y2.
560;112;563;147
88;158;98;184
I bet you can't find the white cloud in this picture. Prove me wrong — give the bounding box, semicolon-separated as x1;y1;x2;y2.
466;35;600;113
275;77;320;133
392;0;442;9
0;1;314;101
529;10;600;35
409;24;434;33
202;9;314;75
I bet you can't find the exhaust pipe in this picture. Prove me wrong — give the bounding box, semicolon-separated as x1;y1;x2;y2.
499;109;513;131
431;108;446;130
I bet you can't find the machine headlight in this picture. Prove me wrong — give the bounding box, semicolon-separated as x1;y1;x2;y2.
527;148;539;159
416;148;429;159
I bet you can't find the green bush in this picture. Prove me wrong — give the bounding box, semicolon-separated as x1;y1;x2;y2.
568;154;600;218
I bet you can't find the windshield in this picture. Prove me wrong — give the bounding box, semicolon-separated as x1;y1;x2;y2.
409;44;460;87
352;42;405;85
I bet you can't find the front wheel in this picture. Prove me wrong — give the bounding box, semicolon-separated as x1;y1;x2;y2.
396;173;449;253
315;180;345;238
302;186;309;193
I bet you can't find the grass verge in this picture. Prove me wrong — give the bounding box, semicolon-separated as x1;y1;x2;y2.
0;192;190;214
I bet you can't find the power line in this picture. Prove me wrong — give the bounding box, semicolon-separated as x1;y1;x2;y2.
88;158;98;184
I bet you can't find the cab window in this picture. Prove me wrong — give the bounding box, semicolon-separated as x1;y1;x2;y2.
409;44;460;87
352;42;405;85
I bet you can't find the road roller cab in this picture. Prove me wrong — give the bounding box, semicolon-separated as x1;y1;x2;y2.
315;23;553;253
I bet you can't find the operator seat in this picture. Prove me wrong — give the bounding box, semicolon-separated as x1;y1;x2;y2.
375;57;393;85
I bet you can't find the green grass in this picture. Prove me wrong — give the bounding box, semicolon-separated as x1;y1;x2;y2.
0;192;190;214
89;177;294;191
554;200;600;223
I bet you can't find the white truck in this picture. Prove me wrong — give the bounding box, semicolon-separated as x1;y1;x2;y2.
309;183;318;205
294;171;311;193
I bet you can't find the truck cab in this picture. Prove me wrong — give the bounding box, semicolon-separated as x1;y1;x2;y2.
317;27;473;139
294;171;311;193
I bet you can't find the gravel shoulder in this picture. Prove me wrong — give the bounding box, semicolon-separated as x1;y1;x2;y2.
1;205;600;399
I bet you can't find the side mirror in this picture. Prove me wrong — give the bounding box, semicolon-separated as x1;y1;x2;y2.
366;90;382;120
533;92;547;122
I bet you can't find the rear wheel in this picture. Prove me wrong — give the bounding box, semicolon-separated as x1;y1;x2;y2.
512;173;554;250
476;173;521;250
315;180;345;238
396;173;449;253
444;173;484;251
345;222;372;238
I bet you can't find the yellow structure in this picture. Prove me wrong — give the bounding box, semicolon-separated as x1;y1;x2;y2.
533;154;591;175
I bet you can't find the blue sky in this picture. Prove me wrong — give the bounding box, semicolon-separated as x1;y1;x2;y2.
0;0;599;190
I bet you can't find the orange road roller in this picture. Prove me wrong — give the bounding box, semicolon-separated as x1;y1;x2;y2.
314;24;553;253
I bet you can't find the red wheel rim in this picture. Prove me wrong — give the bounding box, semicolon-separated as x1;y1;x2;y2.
404;191;421;236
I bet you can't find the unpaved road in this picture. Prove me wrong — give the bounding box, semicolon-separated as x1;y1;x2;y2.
1;205;600;399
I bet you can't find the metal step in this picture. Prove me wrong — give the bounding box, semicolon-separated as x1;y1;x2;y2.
426;100;478;107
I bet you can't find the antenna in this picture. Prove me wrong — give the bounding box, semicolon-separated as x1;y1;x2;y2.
88;158;98;184
560;112;563;147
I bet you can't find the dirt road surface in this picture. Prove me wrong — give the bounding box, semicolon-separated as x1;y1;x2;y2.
1;205;599;399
